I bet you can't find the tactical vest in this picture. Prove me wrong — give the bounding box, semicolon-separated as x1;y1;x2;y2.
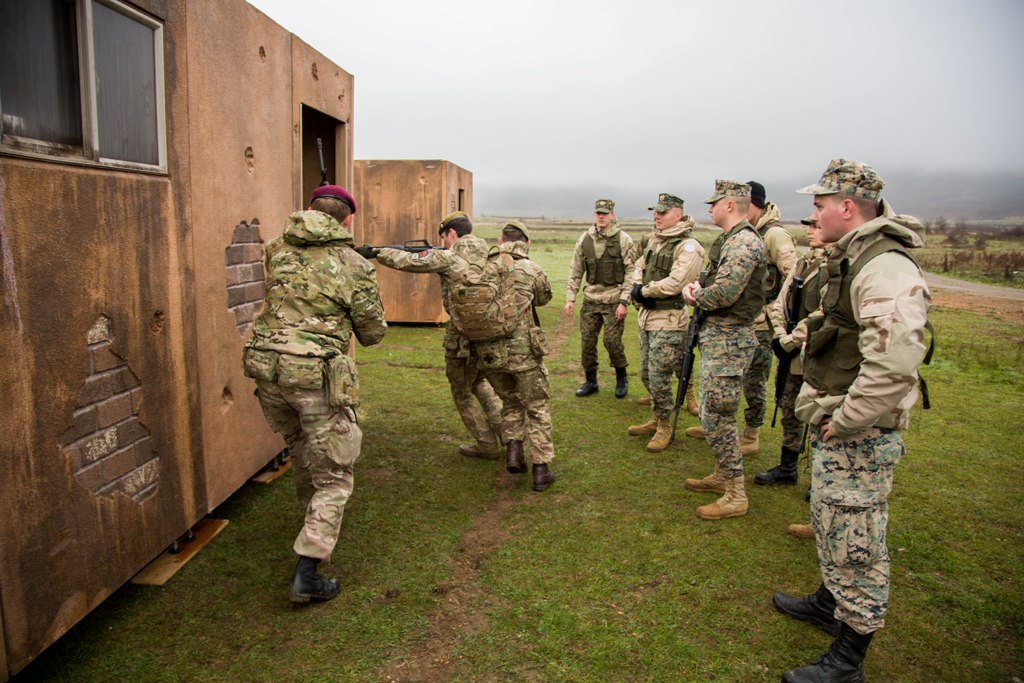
703;222;766;323
581;232;625;286
641;235;687;310
791;254;824;323
447;239;519;342
803;236;932;398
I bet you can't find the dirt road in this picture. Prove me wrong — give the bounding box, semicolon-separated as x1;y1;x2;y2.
924;272;1024;323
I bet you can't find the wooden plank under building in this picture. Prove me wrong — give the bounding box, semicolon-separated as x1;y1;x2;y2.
131;518;229;586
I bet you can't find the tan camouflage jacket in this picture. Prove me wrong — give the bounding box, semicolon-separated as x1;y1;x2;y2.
630;217;706;331
565;222;637;306
248;210;387;357
795;218;932;436
767;247;828;376
753;203;798;330
376;234;487;357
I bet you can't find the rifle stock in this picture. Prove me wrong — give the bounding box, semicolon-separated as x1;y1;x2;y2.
670;270;707;442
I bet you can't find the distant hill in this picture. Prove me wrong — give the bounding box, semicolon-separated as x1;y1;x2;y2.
476;169;1024;223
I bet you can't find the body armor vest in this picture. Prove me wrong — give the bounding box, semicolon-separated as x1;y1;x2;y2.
703;222;766;323
581;232;625;286
641;235;686;310
759;223;784;302
803;236;914;395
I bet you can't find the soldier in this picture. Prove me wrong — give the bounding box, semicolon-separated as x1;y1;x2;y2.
755;216;829;492
772;160;931;682
242;185;387;603
360;212;504;460
565;199;637;398
626;193;705;452
681;180;766;520
475;221;556;491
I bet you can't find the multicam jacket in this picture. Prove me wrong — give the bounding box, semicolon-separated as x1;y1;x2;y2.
752;202;798;330
484;241;553;372
794;217;932;436
248;210;387;357
630;217;705;331
566;222;637;305
376;234;488;358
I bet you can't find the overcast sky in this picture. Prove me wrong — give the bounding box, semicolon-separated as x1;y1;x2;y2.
247;0;1024;218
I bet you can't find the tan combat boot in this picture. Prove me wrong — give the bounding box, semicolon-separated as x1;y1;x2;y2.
739;426;760;455
647;419;673;452
685;425;705;439
685;384;699;416
637;395;652;406
684;466;727;493
696;475;749;520
628;414;660;437
788;523;814;539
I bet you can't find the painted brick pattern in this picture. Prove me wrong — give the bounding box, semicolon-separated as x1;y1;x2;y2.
61;315;159;503
226;218;265;336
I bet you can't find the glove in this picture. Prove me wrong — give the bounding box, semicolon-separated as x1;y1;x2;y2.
630;284;644;304
355;244;379;260
771;337;799;360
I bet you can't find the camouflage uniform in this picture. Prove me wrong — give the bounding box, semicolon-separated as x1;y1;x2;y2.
743;202;797;430
693;183;766;479
794;161;932;636
566;217;637;372
475;240;555;463
631;216;705;420
376;236;504;450
244;210;387;561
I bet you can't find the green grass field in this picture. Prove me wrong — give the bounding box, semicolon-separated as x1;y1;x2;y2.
18;220;1024;682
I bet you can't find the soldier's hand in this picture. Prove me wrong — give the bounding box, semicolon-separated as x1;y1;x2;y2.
614;303;628;321
564;301;574;316
771;338;799;360
630;284;645;305
355;244;379;260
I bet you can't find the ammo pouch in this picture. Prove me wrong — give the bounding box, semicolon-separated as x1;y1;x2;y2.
326;353;359;408
242;347;279;382
475;340;508;370
276;354;324;389
529;326;549;357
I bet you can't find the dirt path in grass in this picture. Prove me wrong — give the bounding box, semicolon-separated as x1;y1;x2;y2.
378;310;576;683
924;272;1024;323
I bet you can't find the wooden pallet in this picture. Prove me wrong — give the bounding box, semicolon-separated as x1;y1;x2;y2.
131;518;229;586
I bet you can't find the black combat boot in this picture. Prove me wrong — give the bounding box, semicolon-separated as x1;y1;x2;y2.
575;368;599;397
289;555;340;604
782;622;874;683
532;463;555;491
755;446;800;485
772;583;840;636
614;366;629;398
506;439;526;473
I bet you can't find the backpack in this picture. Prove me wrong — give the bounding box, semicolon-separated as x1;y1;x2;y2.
448;239;518;341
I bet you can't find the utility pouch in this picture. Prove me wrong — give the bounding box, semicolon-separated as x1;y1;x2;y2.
475;340;508;370
326;354;359;408
529;326;549;357
803;316;830;357
276;354;324;389
242;347;279;382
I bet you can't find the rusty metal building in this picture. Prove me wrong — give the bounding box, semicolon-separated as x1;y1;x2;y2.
0;0;354;677
352;159;473;323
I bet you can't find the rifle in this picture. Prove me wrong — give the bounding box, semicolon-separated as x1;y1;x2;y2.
670;270;707;442
316;137;329;186
374;239;443;253
771;274;804;427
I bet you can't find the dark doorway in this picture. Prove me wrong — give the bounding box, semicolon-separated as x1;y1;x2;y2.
301;104;344;205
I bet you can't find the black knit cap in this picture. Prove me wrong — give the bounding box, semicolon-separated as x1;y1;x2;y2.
747;180;767;209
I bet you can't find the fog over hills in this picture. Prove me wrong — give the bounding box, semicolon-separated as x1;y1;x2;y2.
477;169;1024;223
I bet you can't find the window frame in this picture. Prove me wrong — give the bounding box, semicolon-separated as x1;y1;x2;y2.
0;0;167;174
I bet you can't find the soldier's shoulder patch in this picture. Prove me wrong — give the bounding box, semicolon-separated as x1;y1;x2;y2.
684;241;697;252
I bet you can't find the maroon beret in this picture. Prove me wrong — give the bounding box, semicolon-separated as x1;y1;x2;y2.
310;184;357;214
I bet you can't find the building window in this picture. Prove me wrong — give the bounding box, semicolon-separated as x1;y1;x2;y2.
0;0;166;172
